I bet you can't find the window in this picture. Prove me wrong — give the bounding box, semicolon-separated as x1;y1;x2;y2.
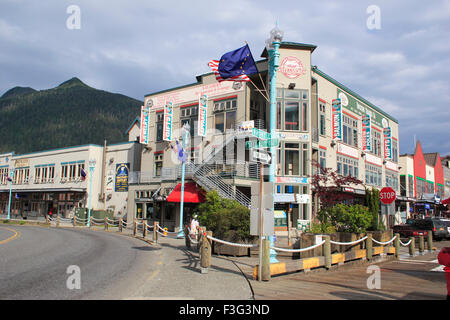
319;149;326;174
342;114;358;147
156;113;164;142
365;163;382;187
372;130;382;157
416;178;426;198
214;98;237;133
154;153;163;177
276;89;309;132
0;167;9;185
180;105;198;137
408;175;414;197
319;103;326;136
61;164;69;181
13;168;29;184
285;143;299;176
426;181;434;194
69;164;77;181
76;163;84;181
392;139;398;163
385;170;399;191
337;155;359;178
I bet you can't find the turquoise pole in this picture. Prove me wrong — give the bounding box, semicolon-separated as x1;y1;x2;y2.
268;41;281;263
7;169;14;220
177;127;188;238
87;164;95;227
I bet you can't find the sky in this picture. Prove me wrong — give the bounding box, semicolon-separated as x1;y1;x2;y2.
0;0;449;156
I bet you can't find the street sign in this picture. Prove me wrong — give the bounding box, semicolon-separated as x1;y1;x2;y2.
250;149;272;165
252;128;272;140
380;187;396;204
246;138;279;149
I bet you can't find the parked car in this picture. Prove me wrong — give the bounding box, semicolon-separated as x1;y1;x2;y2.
407;218;449;240
393;224;427;238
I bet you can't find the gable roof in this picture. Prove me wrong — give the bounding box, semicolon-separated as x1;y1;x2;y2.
423;153;439;166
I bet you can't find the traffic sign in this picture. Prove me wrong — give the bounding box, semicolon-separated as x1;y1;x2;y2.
380;187;396;204
252;128;272;140
250;149;272;165
246;138;279;149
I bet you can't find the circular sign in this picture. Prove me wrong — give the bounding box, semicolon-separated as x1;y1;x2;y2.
380;187;396;204
279;56;306;79
338;92;349;107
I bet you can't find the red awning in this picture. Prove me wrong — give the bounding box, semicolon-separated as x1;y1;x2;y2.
166;182;206;203
442;197;450;205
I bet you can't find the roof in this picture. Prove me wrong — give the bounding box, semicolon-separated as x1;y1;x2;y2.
261;41;317;58
423;153;439;166
312;66;399;124
125;117;140;135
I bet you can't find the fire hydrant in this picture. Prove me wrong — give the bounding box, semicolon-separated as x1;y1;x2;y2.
437;247;450;300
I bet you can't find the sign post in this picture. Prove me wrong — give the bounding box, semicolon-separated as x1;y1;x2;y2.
380;187;396;229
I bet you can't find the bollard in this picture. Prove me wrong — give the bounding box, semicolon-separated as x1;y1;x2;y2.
119;218;123;232
153;222;158;243
104;217;108;231
200;230;212;274
46;215;49;224
261;238;271;281
366;233;373;261
89;216;93;228
184;225;191;249
323;235;331;269
394;233;400;259
56;214;60;227
409;236;415;256
133;221;137;236
419;235;424;254
427;231;433;252
73;216;76;227
143;221;148;238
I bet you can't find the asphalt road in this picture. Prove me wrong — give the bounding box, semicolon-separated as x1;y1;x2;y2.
0;225;160;300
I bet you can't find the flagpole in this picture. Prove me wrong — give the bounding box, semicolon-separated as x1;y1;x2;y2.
248;78;270;103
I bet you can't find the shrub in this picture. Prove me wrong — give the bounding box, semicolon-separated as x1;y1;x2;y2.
308;221;336;234
195;190;254;242
318;204;372;233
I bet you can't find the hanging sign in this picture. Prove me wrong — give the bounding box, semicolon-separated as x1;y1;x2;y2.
362;114;372;152
139;106;150;145
115;163;129;192
198;94;207;137
332;98;342;140
383;127;392;160
163;101;173;141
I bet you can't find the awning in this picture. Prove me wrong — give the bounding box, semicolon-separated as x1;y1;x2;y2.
442;197;450;205
166;182;205;203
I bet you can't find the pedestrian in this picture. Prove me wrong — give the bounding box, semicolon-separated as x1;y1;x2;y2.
190;214;199;240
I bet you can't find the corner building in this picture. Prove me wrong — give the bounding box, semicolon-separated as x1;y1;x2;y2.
128;42;400;232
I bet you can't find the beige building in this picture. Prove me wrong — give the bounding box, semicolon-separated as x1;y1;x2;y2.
0;142;141;219
128;41;400;231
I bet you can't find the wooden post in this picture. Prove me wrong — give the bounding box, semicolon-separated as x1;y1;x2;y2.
185;225;191;249
133;221;137;236
143;221;148;238
119;218;123;232
200;230;212;273
153;221;158;243
73;216;76;227
323;235;331;269
394;233;400;259
46;215;49;224
409;236;415;256
56;214;60;227
261;239;271;281
419;235;424;254
104;217;108;230
426;231;433;252
366;233;373;261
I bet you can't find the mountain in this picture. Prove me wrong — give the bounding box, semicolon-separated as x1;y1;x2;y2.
0;77;143;154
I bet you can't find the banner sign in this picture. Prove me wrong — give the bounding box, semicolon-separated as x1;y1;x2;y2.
163;101;173;141
332;98;342;140
198;94;207;137
362;114;372;152
139;106;150;145
383;127;392;160
115;163;129;192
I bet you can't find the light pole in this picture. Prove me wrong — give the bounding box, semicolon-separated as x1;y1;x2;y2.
266;25;283;263
87;159;96;227
7;166;15;220
177;123;190;238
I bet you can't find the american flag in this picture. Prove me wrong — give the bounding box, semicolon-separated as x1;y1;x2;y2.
208;60;251;82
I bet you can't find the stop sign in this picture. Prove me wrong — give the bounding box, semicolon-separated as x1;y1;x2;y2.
380;187;396;204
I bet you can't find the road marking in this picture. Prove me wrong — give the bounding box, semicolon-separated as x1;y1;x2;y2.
399;259;439;264
430;265;444;272
148;269;160;281
0;227;21;245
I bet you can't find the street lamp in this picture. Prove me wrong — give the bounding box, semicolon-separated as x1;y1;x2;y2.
266;25;283;263
7;166;15;220
87;159;96;227
177;123;190;238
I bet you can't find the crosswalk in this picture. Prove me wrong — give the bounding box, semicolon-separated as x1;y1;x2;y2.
398;255;445;272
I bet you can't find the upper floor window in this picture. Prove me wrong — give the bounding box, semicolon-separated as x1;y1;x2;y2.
342;114;358;148
214;98;237;133
276;89;308;132
319;103;326;136
156;112;164;142
371;130;382;157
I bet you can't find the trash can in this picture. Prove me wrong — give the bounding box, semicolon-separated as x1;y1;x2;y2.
437;247;450;300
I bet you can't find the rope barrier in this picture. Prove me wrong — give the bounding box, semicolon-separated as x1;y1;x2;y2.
372;235;397;245
399;239;412;246
330;236;368;246
206;235;258;248
187;234;199;244
271;240;325;253
157;225;179;234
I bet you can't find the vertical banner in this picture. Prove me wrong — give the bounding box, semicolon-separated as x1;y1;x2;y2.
163;101;173;141
362;114;372;152
198;94;208;137
383;127;392;159
115;163;129;192
332;98;342;140
139;106;150;145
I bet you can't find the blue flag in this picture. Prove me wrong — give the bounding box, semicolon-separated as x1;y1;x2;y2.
208;44;258;82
